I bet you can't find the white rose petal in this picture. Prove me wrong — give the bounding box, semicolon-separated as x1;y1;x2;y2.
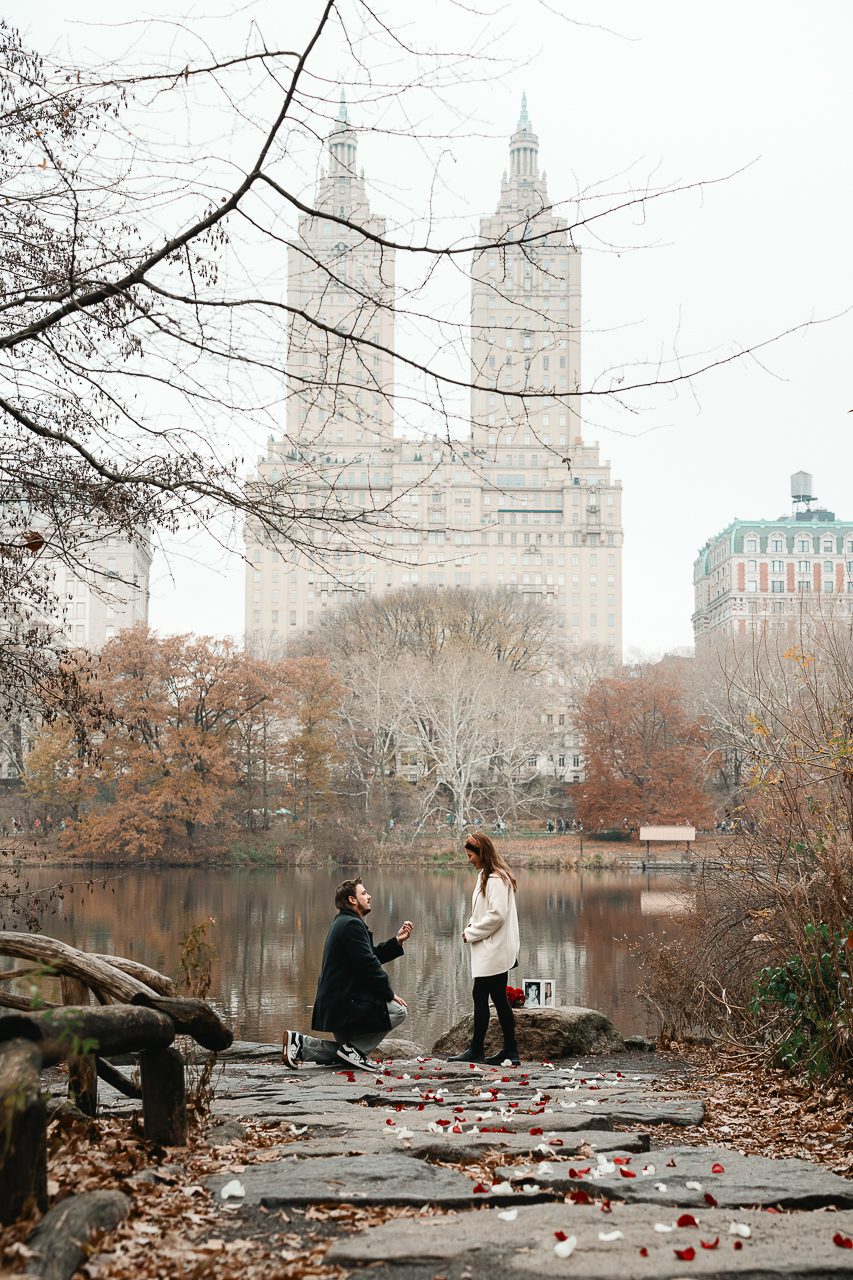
729;1222;752;1239
538;1162;553;1176
521;1182;541;1194
654;1183;668;1193
396;1127;414;1140
654;1222;676;1233
598;1230;624;1242
553;1236;577;1259
498;1208;519;1222
685;1180;703;1191
641;1164;656;1176
220;1179;245;1201
492;1181;515;1195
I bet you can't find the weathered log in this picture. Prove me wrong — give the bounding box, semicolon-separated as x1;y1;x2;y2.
0;934;150;1002
140;1046;187;1145
23;1190;130;1280
92;954;176;997
95;1056;142;1099
130;993;233;1051
0;1038;47;1225
0;1006;175;1066
0;991;58;1012
60;977;97;1117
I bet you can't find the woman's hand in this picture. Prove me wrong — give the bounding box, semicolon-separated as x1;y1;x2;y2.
461;930;468;943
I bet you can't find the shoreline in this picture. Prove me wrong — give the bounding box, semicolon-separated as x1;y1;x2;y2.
1;831;729;874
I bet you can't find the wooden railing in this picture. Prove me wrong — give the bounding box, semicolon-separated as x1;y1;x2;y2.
0;933;233;1225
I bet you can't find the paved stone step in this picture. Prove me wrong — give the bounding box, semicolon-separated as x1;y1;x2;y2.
553;1145;853;1211
207;1152;558;1209
288;1127;650;1161
325;1200;853;1277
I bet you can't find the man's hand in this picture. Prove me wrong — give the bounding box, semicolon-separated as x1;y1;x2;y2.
396;920;414;944
392;994;408;1008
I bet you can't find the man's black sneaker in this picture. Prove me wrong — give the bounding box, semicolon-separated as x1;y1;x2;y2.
336;1042;380;1072
282;1029;303;1069
446;1047;486;1063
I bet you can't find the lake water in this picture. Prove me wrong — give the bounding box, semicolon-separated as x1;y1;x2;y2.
12;865;689;1047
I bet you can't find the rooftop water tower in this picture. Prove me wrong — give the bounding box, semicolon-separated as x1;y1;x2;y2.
791;470;815;508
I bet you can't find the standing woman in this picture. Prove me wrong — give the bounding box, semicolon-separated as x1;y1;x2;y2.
448;832;521;1066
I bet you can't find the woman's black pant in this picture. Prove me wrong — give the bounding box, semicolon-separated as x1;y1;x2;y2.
472;970;516;1049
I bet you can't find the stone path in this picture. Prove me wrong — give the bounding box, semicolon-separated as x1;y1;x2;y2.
191;1042;853;1276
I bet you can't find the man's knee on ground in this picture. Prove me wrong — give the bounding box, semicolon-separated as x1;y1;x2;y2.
389;999;408;1029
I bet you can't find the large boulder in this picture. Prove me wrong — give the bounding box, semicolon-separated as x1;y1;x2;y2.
431;1005;624;1059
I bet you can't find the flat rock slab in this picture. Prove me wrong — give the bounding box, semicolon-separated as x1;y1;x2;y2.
557;1145;853;1210
326;1201;853;1278
289;1127;649;1161
207;1152;554;1209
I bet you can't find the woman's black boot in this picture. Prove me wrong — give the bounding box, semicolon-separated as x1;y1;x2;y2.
485;1045;520;1066
447;1046;486;1062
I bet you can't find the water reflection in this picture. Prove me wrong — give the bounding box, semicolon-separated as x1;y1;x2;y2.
10;866;688;1044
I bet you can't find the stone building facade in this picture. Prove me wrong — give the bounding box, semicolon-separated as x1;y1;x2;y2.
692;474;853;645
245;95;624;671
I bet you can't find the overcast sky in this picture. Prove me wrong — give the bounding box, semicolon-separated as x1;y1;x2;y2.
10;1;853;658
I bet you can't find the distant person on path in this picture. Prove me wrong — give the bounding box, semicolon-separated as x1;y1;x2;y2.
447;832;521;1067
282;877;413;1073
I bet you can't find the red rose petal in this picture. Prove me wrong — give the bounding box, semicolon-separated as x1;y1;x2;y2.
733;1240;743;1250
639;1247;649;1257
385;1119;395;1126
529;1127;544;1135
569;1189;592;1205
701;1238;720;1250
677;1213;698;1228
704;1193;718;1207
549;1138;564;1147
833;1231;853;1249
612;1157;631;1166
472;1182;490;1194
666;1158;677;1168
554;1230;568;1241
619;1167;637;1178
674;1246;695;1261
711;1162;725;1174
568;1167;590;1178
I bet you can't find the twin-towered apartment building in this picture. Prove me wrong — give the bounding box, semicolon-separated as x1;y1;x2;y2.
244;95;624;655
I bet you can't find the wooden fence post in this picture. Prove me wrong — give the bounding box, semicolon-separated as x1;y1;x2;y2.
140;1046;187;1145
0;1038;47;1225
60;975;98;1117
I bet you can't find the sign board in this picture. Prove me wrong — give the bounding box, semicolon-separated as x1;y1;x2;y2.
639;825;696;842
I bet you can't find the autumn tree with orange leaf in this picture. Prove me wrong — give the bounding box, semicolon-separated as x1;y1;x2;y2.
24;626;334;858
576;660;713;831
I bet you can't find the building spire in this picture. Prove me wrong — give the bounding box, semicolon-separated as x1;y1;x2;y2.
337;88;348;125
509;93;538;180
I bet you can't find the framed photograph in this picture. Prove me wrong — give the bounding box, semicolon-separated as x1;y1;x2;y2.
523;978;556;1008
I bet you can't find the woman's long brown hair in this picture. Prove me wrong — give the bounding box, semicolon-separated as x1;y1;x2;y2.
466;832;518;895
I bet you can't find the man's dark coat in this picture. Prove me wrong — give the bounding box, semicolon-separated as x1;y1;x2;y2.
311;907;404;1036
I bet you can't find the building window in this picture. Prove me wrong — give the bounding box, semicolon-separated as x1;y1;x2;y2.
746;538;757;552
770;580;784;593
771;560;784;572
797;560;811;573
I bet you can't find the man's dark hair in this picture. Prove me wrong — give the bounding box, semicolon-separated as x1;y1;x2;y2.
335;877;363;911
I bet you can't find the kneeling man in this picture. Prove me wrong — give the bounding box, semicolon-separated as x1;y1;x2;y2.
283;877;413;1073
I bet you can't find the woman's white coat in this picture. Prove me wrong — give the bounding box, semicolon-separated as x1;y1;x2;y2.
464;872;520;977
